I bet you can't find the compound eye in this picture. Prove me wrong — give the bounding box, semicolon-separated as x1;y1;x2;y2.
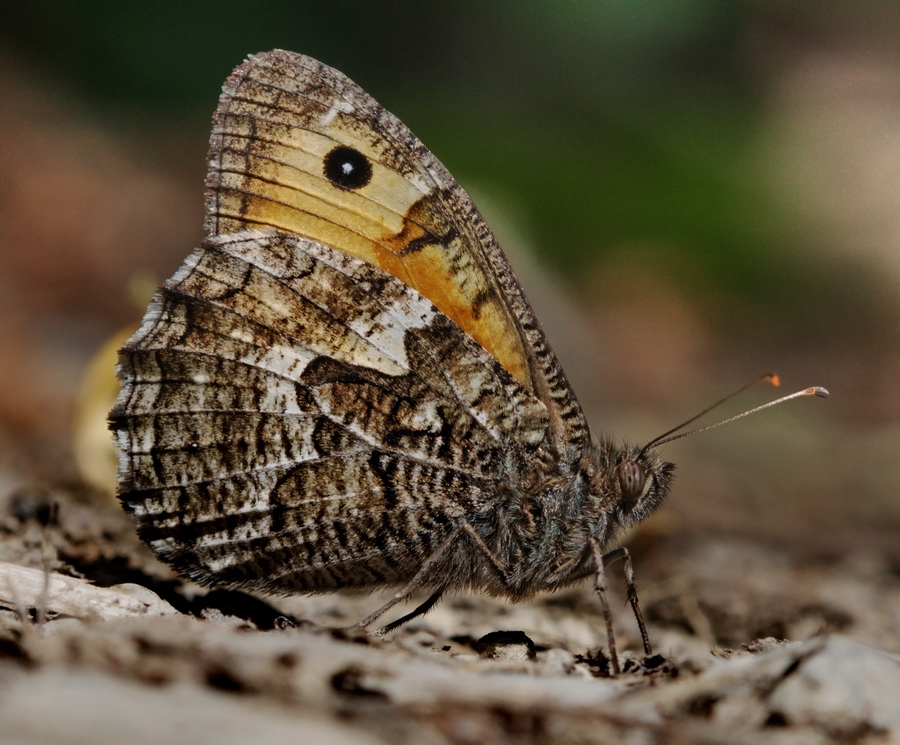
617;461;647;503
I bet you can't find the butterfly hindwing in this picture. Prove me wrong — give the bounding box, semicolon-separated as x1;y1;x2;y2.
112;231;550;593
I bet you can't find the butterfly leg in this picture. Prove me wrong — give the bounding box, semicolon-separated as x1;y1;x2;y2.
602;546;652;657
379;590;444;633
354;526;462;630
590;537;621;675
460;520;511;583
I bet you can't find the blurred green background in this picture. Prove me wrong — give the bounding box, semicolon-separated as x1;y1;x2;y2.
3;1;863;295
1;1;897;559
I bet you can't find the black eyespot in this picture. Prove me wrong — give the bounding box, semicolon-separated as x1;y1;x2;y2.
617;461;647;503
323;145;372;190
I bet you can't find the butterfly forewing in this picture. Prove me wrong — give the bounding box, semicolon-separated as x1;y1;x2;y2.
205;50;589;459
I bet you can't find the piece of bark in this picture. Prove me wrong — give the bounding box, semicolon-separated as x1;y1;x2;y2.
0;561;176;623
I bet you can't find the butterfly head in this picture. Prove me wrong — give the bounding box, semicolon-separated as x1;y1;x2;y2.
588;441;675;532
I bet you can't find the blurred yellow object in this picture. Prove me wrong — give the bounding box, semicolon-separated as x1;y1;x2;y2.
73;271;158;498
73;325;136;498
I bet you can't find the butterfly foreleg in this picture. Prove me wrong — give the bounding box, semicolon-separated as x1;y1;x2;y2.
590;537;621;674
602;546;652;658
590;541;653;675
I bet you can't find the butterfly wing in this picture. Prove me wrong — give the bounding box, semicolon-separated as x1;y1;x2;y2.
112;231;550;593
206;50;590;463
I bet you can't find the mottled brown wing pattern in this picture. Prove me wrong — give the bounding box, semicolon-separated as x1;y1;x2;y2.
205;50;590;462
112;230;550;593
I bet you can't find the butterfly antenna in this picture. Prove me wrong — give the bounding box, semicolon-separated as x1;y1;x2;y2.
638;374;828;457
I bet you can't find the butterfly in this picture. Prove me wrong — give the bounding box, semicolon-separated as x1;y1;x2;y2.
110;50;674;672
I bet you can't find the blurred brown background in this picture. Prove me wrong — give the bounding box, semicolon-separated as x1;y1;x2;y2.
1;1;897;563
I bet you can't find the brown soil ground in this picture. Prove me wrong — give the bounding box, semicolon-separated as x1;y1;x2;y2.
1;480;898;745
